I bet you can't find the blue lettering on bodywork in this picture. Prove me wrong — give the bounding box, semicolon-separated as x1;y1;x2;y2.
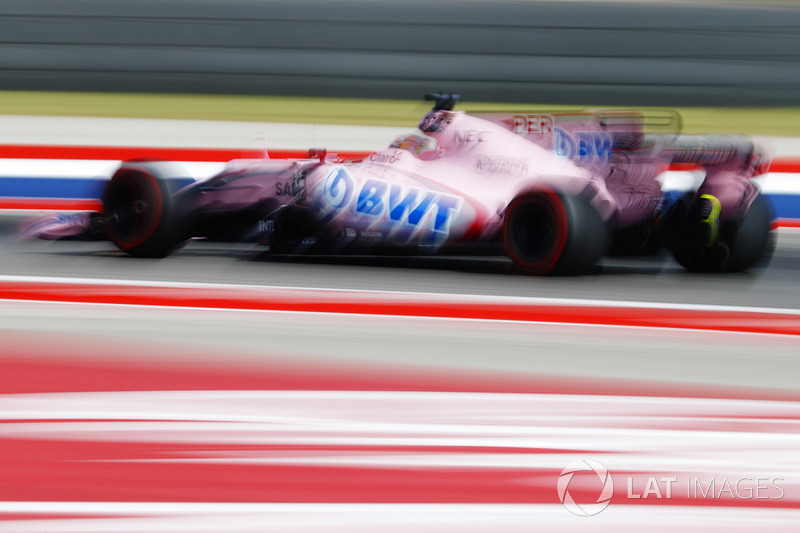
323;167;353;208
356;180;387;216
324;175;461;237
555;128;613;164
389;184;434;225
432;195;459;233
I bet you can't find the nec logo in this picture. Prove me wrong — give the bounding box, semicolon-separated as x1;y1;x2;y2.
454;130;490;143
555;128;613;164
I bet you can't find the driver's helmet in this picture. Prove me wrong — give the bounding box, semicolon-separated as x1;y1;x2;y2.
389;132;438;157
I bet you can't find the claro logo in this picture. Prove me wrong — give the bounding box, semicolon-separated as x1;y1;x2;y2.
557;459;614;517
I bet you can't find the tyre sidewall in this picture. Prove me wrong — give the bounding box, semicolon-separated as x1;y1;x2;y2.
103;164;188;257
503;190;607;275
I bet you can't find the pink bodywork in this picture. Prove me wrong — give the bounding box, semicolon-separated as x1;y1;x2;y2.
300;109;764;247
19;212;95;240
23;108;769;248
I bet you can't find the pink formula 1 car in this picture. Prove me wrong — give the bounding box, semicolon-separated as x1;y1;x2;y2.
30;94;775;275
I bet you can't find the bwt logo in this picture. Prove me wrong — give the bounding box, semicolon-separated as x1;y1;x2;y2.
557;459;614;517
323;167;354;209
321;167;461;238
555;129;613;165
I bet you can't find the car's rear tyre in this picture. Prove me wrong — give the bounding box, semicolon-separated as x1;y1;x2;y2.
502;190;608;275
102;165;190;258
671;193;775;273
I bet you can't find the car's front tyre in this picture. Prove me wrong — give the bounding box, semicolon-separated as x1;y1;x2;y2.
102;163;191;258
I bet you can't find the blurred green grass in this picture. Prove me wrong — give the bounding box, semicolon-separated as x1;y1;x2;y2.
2;91;800;136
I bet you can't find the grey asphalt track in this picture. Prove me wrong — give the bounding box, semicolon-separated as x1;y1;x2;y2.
2;221;799;309
1;222;799;394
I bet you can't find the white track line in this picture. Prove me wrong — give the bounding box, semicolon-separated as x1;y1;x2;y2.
2;274;800;315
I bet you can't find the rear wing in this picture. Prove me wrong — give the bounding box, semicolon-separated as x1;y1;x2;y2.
469;109;681;153
469;109;681;134
656;134;772;175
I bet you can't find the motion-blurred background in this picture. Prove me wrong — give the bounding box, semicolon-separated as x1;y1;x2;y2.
2;1;800;532
1;0;799;106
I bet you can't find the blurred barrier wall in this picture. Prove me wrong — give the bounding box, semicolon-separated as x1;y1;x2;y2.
1;0;799;106
1;145;799;224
